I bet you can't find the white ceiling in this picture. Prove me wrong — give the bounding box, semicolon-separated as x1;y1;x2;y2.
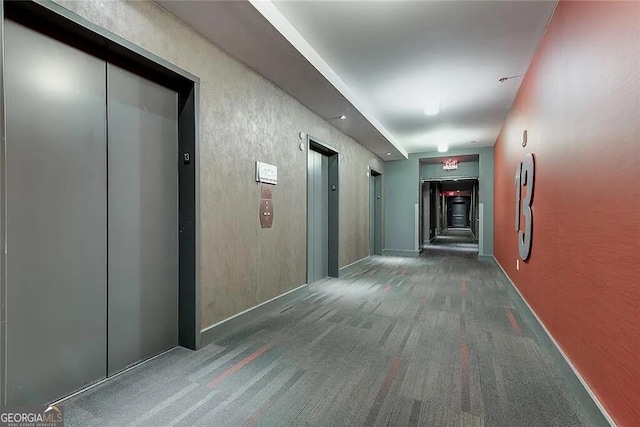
157;0;556;159
270;0;557;153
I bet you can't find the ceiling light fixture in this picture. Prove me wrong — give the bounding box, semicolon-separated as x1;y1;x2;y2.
423;101;440;116
340;115;346;120
386;152;391;156
325;115;346;121
437;144;448;153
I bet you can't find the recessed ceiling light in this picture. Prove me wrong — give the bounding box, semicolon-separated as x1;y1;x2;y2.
423;101;440;116
437;144;448;153
386;152;391;156
340;115;346;120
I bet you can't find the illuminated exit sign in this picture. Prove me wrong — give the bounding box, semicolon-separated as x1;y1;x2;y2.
443;160;458;171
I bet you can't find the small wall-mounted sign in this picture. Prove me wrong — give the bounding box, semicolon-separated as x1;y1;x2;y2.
443;160;459;171
261;185;272;200
256;161;277;185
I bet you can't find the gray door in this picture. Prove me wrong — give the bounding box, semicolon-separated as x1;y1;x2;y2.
107;64;179;375
452;202;466;228
370;174;383;255
307;149;329;283
5;20;108;404
369;175;376;254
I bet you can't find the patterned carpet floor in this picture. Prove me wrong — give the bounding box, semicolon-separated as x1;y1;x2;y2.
423;229;478;258
63;254;598;426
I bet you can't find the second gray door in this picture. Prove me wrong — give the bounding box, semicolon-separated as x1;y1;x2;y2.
370;173;383;256
307;149;329;284
107;65;179;375
374;174;383;255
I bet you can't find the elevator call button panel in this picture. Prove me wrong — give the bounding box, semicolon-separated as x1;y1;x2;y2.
260;184;273;228
260;199;273;228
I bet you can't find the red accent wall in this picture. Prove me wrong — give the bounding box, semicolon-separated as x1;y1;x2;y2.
494;2;640;425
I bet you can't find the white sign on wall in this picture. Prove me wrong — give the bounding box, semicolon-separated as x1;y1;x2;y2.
256;161;278;185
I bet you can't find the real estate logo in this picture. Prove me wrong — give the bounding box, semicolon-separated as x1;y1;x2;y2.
0;405;64;427
515;153;535;260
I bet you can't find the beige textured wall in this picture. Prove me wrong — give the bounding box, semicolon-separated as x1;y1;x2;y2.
53;0;384;328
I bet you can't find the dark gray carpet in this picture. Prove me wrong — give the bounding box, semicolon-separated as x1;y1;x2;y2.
62;255;598;426
423;229;479;258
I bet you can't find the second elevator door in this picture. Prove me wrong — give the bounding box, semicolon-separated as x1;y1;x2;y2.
307;149;329;284
371;174;383;256
107;65;179;375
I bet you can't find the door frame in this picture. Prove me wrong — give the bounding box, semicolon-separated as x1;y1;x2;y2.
420;176;479;247
306;136;339;283
0;0;201;404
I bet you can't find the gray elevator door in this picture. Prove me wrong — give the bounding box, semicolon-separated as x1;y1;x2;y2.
5;20;108;404
373;174;383;255
307;149;328;283
370;174;384;256
369;175;375;255
107;64;179;375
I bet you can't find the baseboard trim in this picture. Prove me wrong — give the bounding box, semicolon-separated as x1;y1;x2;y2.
200;284;309;347
382;249;420;257
339;256;370;277
492;256;615;426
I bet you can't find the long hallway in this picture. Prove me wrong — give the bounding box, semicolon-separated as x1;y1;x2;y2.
64;255;596;426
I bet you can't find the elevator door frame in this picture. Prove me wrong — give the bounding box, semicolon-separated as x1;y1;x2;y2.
0;0;202;404
306;137;339;283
